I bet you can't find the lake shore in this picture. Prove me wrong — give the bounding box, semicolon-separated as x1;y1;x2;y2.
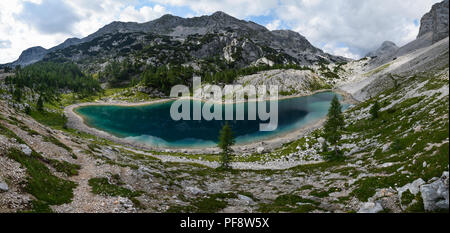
65;89;357;155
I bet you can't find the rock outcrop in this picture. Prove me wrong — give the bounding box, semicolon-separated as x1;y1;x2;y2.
417;0;449;43
420;171;449;212
237;69;329;96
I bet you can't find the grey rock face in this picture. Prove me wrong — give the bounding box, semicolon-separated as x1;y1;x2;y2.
397;178;426;199
417;0;449;43
10;46;48;67
365;41;399;58
420;171;449;212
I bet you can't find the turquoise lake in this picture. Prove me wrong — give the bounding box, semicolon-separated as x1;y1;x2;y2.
75;92;348;148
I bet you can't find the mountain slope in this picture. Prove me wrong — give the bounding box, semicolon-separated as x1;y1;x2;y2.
3;12;347;69
339;0;449;101
367;0;449;69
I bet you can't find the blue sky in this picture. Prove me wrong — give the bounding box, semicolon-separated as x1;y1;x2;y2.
0;0;442;63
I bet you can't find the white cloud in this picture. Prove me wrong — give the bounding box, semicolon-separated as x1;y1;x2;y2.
119;5;166;23
266;19;281;31
150;0;278;18
17;0;81;34
0;0;71;63
322;43;360;60
274;0;442;58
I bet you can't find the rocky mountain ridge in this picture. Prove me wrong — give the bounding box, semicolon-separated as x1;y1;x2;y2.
3;11;346;69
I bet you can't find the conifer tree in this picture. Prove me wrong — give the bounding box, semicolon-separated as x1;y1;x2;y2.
323;95;345;158
218;122;235;170
370;101;380;120
37;96;44;112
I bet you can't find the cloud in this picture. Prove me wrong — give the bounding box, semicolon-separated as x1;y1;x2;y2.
322;43;360;60
0;40;11;49
273;0;442;58
119;5;167;23
150;0;278;18
16;0;82;34
266;20;281;31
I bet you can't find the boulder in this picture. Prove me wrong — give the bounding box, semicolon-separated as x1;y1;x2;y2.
317;137;325;144
238;194;255;205
358;201;384;213
397;178;425;199
185;186;205;195
0;181;8;192
20;144;32;156
256;147;265;154
420;171;449;212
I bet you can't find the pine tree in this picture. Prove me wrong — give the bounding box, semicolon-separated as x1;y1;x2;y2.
323;95;345;158
37;96;44;112
370;101;380;120
13;88;22;102
218;122;235;170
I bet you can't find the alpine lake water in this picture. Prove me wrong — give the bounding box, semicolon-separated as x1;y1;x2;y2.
75;91;349;148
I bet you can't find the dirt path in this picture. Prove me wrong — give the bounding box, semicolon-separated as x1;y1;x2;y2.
51;136;122;213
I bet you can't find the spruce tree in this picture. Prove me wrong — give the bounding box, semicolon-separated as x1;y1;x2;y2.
323;95;345;158
37;96;44;112
370;101;380;120
218;122;235;170
13;88;22;102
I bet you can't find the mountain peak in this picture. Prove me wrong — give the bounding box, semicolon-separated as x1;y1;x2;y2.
157;14;181;21
381;41;397;47
365;40;399;58
211;11;232;18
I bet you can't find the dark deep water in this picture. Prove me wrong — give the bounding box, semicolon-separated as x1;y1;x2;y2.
75;92;348;148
